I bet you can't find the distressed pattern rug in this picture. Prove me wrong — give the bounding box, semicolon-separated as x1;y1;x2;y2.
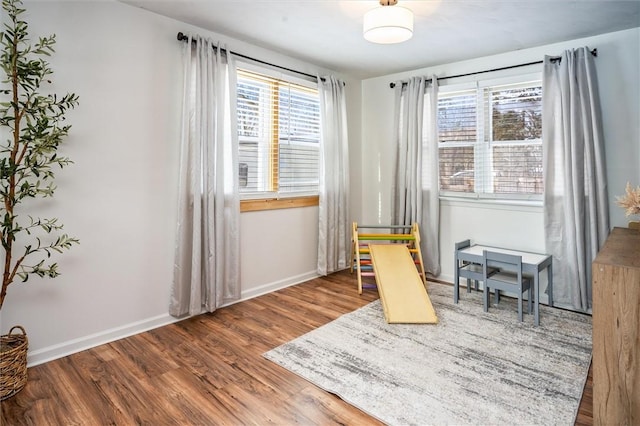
263;282;592;425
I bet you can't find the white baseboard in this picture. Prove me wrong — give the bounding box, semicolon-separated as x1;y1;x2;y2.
236;270;320;303
27;270;319;367
27;314;181;367
435;273;455;284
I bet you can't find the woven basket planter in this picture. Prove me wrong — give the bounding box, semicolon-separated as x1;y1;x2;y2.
0;325;28;401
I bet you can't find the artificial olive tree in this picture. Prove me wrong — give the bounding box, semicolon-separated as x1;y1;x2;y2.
0;0;79;310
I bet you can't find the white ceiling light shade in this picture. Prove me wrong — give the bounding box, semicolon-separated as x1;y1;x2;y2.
363;0;414;44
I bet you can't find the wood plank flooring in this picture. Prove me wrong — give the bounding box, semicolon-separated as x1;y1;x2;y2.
1;270;593;425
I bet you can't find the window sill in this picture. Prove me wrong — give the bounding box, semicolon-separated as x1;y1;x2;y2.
439;195;543;213
240;195;319;213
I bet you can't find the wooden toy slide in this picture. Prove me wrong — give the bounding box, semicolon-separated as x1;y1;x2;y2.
351;222;426;295
369;244;438;324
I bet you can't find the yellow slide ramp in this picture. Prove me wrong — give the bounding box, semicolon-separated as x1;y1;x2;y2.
369;244;438;324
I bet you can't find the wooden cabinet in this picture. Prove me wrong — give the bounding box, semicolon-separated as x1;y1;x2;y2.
592;227;640;425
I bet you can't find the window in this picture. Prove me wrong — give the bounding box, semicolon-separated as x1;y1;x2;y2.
437;76;543;200
236;68;321;200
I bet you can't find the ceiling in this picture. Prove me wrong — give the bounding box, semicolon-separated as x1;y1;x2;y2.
121;0;640;79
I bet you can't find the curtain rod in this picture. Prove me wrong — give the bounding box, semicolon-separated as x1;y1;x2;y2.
389;48;598;89
177;32;325;83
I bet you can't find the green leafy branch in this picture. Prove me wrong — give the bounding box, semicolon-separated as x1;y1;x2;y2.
0;0;79;310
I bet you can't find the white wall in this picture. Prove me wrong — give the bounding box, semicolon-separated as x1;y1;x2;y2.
0;0;361;365
2;0;636;366
360;28;640;286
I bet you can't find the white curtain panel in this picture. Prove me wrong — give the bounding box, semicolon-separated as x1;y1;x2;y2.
392;77;441;276
542;47;609;311
392;77;425;227
422;77;441;276
317;76;350;275
171;35;241;317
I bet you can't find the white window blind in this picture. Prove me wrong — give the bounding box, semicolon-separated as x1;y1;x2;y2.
436;77;542;199
237;68;320;198
438;89;477;193
486;82;543;195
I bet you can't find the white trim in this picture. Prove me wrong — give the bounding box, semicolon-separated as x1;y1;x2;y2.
236;60;318;89
440;196;543;212
27;314;182;367
235;270;319;302
438;81;477;93
26;270;319;367
477;72;542;88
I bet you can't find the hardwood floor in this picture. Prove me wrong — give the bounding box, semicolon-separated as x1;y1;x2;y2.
576;365;594;426
1;270;593;425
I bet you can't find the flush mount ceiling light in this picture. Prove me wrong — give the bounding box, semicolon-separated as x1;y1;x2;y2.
363;0;414;44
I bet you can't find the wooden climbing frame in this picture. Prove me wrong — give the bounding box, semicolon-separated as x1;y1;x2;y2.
350;222;427;294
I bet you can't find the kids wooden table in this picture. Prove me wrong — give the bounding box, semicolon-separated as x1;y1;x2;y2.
454;242;553;326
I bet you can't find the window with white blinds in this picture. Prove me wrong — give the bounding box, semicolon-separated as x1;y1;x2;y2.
438;89;477;193
236;68;320;198
437;76;543;200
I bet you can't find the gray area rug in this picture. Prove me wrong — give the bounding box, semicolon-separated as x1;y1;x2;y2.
263;282;592;425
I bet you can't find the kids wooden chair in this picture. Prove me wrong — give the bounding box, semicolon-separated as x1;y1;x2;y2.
454;239;497;302
482;250;532;322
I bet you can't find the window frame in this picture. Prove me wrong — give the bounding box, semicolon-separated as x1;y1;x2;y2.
235;62;321;206
436;72;543;204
